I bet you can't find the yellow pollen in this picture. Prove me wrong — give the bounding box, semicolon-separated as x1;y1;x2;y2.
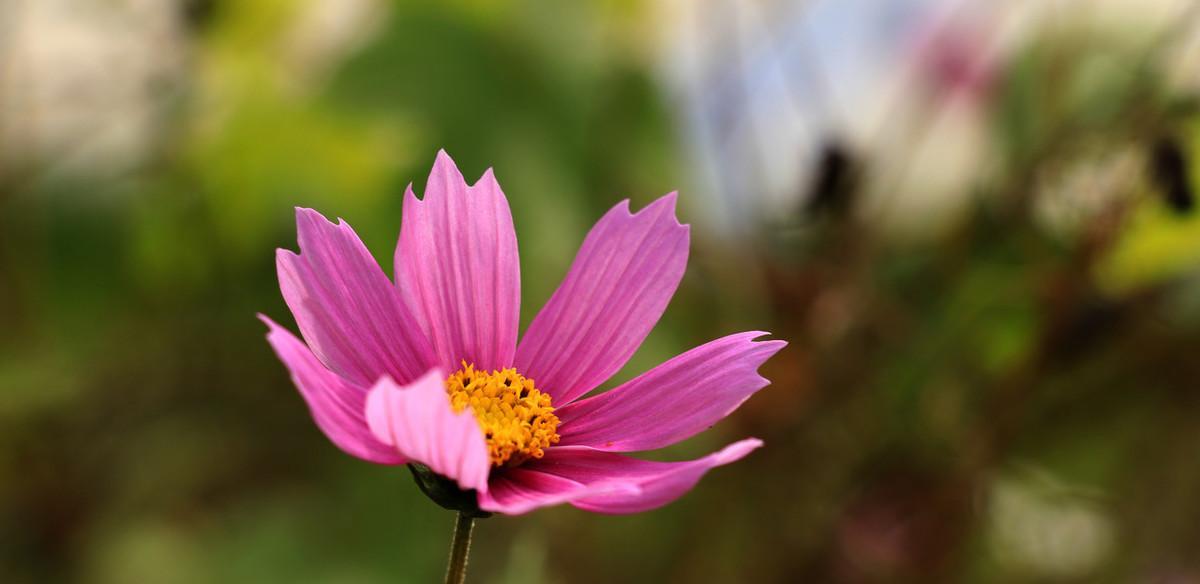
445;361;561;467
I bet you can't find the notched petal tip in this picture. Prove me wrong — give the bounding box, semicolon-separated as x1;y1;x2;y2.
432;149;466;176
748;331;788;349
427;151;504;194
516;187;692;404
397;151;520;372
469;166;507;200
655;190;679;210
259;314;304;347
612;198;633;216
292;208;327;245
644;191;688;228
604;193;686;227
275;247;298;262
276;205;438;386
293;207;351;249
430;149;457;177
259;315;298;347
410;149;474;203
292;207;356;241
606;192;688;232
400;182;420;207
293;206;325;224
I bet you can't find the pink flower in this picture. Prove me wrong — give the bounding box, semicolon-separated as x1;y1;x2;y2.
261;151;785;515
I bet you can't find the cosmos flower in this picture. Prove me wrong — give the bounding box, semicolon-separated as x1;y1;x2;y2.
260;151;785;515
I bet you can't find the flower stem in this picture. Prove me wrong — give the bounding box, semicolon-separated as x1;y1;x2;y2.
444;511;475;584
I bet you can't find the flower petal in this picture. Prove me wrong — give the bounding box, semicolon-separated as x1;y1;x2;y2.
530;439;762;514
555;333;785;451
364;369;490;492
260;315;404;464
278;208;436;387
516;193;689;404
477;468;640;516
395;151;520;372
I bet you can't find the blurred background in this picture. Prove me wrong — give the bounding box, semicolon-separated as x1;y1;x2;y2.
3;0;1200;581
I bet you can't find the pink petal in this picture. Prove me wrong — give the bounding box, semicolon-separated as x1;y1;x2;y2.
260;315;405;464
556;332;785;451
364;369;491;492
277;208;436;387
395;151;520;372
515;193;689;404
532;439;763;514
477;468;640;516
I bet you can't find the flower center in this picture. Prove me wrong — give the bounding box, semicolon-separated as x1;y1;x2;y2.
444;362;561;467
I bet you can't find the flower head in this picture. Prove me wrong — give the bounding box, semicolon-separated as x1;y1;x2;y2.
261;151;785;515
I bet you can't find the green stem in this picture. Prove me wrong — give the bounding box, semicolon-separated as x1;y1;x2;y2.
444;512;475;584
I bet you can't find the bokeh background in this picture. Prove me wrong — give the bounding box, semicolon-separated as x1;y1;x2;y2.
4;0;1200;582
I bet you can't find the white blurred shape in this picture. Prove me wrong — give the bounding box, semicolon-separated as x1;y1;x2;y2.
281;0;390;91
1034;147;1142;237
989;472;1116;578
654;0;1198;239
0;0;185;183
655;0;995;237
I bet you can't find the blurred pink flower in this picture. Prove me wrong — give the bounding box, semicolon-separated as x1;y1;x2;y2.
261;151;784;515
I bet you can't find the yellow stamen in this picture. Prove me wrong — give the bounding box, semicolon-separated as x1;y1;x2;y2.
445;361;561;467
